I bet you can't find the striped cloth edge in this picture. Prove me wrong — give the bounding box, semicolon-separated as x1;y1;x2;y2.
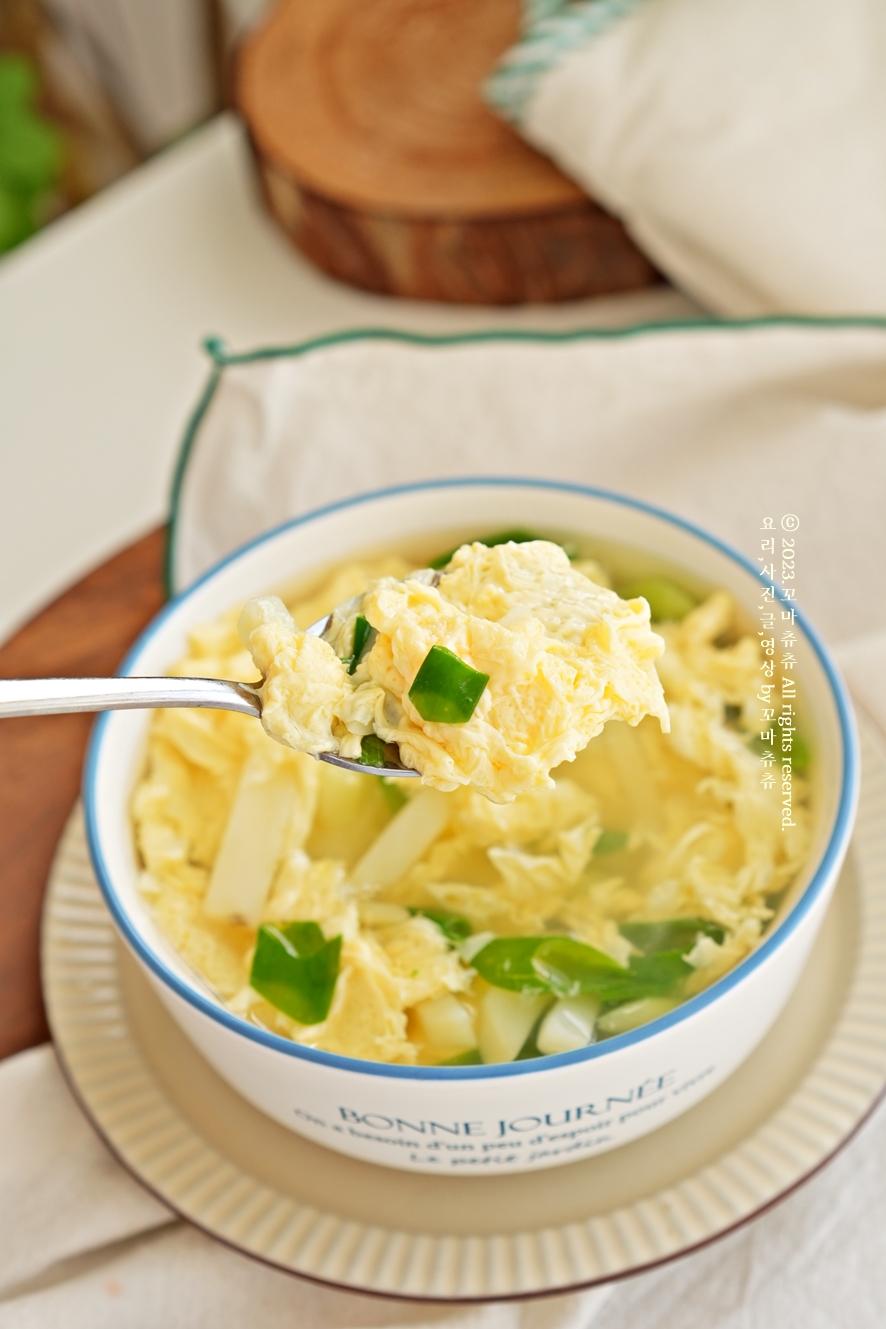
485;0;645;124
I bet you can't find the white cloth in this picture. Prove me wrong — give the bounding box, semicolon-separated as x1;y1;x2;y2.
174;320;886;649
0;1048;606;1327
493;0;886;317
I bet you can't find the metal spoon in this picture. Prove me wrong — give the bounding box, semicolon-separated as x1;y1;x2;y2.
0;610;419;777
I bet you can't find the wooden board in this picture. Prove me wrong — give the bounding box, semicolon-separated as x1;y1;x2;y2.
0;529;165;1060
237;0;658;304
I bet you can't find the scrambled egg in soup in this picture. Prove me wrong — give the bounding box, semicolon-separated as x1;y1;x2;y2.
241;541;669;802
132;539;812;1066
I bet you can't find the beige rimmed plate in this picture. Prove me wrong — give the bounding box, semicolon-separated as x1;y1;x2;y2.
42;719;886;1302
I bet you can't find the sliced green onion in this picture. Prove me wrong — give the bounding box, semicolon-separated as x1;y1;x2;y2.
751;731;811;773
408;645;489;724
440;1048;483;1066
470;937;552;992
596;995;680;1038
477;988;551;1063
408;907;472;944
472;936;621;995
472;934;691;1004
531;937;626;998
249;921;341;1024
358;734;400;768
594;829;629;856
617;576;697;622
764;889;785;917
429;528;543;570
379;779;407;813
556;952;691;1006
428;529;580;569
754;738;812;776
724;703;742;724
615;951;694;998
344;614;372;675
535;994;601;1056
785;733;811;775
514;1003;554;1060
619;918;725;955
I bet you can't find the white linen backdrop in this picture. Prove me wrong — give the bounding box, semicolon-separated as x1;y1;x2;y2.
174;321;886;652
487;0;886;318
2;318;886;1326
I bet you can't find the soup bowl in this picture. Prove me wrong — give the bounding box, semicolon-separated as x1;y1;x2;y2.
84;479;859;1175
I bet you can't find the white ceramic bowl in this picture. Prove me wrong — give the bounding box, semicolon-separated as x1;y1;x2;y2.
85;480;859;1175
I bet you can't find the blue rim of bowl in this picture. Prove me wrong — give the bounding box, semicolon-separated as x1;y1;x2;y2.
84;477;860;1081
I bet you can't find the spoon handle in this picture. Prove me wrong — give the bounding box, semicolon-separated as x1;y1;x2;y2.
0;671;419;776
0;676;262;719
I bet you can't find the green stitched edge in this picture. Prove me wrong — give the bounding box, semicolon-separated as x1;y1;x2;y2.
166;314;886;597
164;363;222;597
485;0;646;125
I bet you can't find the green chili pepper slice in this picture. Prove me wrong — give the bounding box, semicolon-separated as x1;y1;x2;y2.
408;645;489;724
249;920;341;1024
617;576;697;622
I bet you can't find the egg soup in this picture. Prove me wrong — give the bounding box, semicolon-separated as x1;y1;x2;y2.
132;533;811;1066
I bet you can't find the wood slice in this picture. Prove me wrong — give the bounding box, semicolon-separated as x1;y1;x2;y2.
237;0;658;304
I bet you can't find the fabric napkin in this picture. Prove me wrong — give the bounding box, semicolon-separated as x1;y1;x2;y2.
486;0;886;318
173;320;886;654
5;1038;886;1328
4;315;886;1325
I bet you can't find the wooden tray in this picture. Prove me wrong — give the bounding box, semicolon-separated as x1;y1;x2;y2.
0;529;165;1060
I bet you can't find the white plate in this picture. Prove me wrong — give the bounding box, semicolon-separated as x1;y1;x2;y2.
42;719;886;1302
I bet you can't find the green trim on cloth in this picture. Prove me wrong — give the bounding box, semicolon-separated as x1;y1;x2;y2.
163;363;221;599
485;0;646;125
166;314;886;596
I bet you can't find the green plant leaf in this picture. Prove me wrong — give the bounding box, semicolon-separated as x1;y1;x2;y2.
0;183;34;252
